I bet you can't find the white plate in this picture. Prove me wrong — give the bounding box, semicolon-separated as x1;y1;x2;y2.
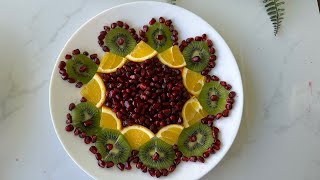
49;1;244;179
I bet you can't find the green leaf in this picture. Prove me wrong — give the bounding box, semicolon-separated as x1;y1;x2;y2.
263;0;285;36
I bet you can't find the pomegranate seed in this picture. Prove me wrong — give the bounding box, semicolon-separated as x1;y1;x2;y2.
210;55;217;61
104;26;110;32
59;69;67;75
189;156;197;162
141;166;148;173
83;120;93;127
75;82;83;88
117;163;125;171
84;136;92;144
143;25;149;32
66;119;72;124
202;34;207;40
117;38;125;45
69;103;75;111
72;49;80;55
98;160;106;168
66;113;72;120
216;113;222;119
149;18;156;25
61;74;68;80
174;158;181;165
65;54;72;60
189;135;197;142
208;147;215;154
65;124;74;132
222;109;229;117
102;46;110;52
123;23;129;29
175;151;182;158
213;127;220;134
165;19;172;26
227;98;234;104
83;51;89;56
95;153;102;160
213;144;220;150
89;146;98;154
79;65;87;72
192;56;201;62
94;58;100;65
207;39;213;47
203;152;210;158
182;156;189;162
90;54;97;59
149;168;155;177
215;139;221;146
168;165;176;173
74;128;81;135
131;150;139;156
198;157;205;163
59;61;66;69
186;37;194;43
132;157;139;163
211;75;219;81
152;152;160;161
68;78;76;83
172;30;178;36
111;23;117;29
79;132;86;138
210;95;219;101
157;35;164;40
208;120;213;127
229;91;236;98
159;17;165;23
209;47;216;54
155;169;161;178
226;104;232;110
162;169;169;176
80;97;87;102
125;162;132;170
136;162;143;169
117;21;123;27
106;144;113;150
91;135;97;143
195;36;202;41
106;161;114;168
220;81;227;86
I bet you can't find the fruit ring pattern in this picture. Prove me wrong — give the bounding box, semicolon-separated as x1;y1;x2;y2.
59;17;236;178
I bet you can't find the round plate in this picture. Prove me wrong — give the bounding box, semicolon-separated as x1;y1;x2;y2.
49;1;244;179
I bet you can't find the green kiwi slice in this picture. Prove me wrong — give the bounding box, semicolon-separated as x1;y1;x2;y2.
146;22;173;53
96;128;131;164
198;81;229;115
183;41;210;72
104;27;137;57
139;137;175;169
71;102;101;136
66;54;98;84
177;122;214;157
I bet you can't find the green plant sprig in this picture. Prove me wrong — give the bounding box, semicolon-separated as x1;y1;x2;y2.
263;0;285;36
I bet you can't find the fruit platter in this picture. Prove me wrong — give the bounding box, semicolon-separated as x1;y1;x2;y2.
50;2;243;179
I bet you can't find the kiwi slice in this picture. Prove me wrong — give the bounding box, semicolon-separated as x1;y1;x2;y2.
198;81;228;115
66;54;98;84
177;122;214;157
183;41;210;72
96;128;131;164
146;22;173;53
71;102;101;136
104;27;137;57
139;137;175;169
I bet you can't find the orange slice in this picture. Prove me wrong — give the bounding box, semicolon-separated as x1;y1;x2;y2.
80;74;106;108
126;41;157;62
100;106;122;130
156;124;184;145
121;125;155;150
157;45;186;68
182;67;206;96
182;97;208;127
97;52;126;73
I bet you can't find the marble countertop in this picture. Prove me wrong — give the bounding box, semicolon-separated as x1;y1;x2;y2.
1;0;319;179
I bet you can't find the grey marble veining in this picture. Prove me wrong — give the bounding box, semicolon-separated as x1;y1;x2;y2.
0;0;319;179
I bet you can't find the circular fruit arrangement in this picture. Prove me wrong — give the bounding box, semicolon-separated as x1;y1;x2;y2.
60;17;236;178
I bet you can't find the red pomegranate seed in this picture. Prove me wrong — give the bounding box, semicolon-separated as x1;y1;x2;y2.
207;39;213;47
123;23;129;29
149;168;155;177
208;120;213;127
66;119;72;124
74;128;81;136
213;144;220;150
143;25;149;32
198;157;205;163
229;91;236;98
83;51;89;56
117;163;125;171
83;120;93;127
209;47;216;54
98;160;106;168
117;38;125;45
68;78;76;83
175;151;182;158
59;61;66;69
155;169;161;178
79;132;86;138
65;54;72;60
222;109;229;117
202;34;207;40
162;169;169;176
106;161;114;168
220;81;227;86
102;46;110;52
141;166;148;173
90;54;97;59
136;162;143;169
132;157;139;163
159;17;165;23
211;75;219;81
106;144;113;150
66;113;72;120
195;36;202;41
210;55;217;61
75;82;83;88
152;152;160;161
89;146;98;154
111;23;117;29
168;165;176;173
91;135;97;143
210;95;219;101
182;156;189;162
59;69;67;76
79;65;87;72
94;58;100;65
72;49;80;55
84;136;92;144
149;18;156;25
69;103;75;111
189;135;197;142
227;98;234;104
192;56;201;62
216;113;222;119
95;153;102;160
174;158;181;165
203;152;210;158
131;150;139;156
208;147;215;154
80;97;87;102
157;35;164;40
125;161;132;170
165;19;172;26
215;139;221;146
226;104;232;110
104;26;110;32
117;21;123;27
189;156;197;162
65;124;74;132
61;74;68;80
213;127;220;134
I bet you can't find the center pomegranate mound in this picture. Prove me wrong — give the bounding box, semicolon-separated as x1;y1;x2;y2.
102;57;190;133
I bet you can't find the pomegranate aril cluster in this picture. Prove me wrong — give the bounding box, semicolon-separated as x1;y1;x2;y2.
140;17;178;45
103;58;189;133
180;34;217;75
59;49;100;88
99;21;139;52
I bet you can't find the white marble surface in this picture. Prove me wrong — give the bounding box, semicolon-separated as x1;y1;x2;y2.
0;0;319;179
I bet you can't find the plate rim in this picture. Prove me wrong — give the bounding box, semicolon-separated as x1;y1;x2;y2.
49;1;244;179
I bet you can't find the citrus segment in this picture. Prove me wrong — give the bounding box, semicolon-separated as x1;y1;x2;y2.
126;41;157;62
80;74;106;108
182;67;206;96
100;106;122;130
97;52;126;73
182;97;208;127
157;45;186;68
156;124;184;145
121;125;155;150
